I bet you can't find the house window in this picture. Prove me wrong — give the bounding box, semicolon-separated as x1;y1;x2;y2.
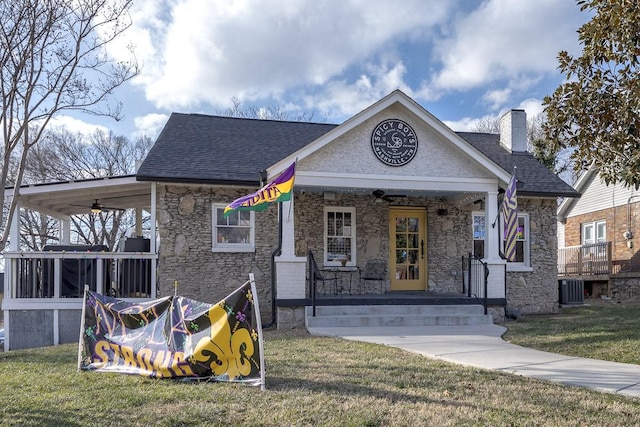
506;214;529;265
212;204;255;252
582;220;606;256
472;212;530;266
472;213;486;259
582;220;606;245
324;207;356;265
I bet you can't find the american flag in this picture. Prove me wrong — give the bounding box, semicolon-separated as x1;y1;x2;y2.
503;173;518;262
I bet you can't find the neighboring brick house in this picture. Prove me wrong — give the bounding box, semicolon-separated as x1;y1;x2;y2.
558;168;640;298
2;90;579;350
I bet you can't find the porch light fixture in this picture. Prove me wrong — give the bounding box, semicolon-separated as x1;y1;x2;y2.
90;200;103;213
437;198;448;216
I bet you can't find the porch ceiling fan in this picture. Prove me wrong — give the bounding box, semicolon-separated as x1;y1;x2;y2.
74;199;125;214
372;189;406;202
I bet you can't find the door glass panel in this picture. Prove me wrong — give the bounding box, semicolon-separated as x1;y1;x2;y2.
394;214;420;281
410;234;419;248
396;265;408;280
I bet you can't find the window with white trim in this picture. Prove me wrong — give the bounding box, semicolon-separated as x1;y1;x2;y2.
472;213;486;259
212;204;255;252
324;207;356;266
582;220;606;245
582;220;606;256
471;212;530;266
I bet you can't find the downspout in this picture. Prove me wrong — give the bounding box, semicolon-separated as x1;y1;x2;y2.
624;195;640;249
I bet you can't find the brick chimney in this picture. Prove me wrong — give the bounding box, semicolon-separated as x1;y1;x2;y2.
500;109;527;153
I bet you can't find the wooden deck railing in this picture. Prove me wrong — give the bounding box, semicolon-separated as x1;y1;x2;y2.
558;242;612;276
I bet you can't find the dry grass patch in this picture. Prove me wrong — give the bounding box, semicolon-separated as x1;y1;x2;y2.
0;326;638;426
504;298;640;365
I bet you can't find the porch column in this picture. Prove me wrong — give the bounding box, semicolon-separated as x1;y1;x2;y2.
275;197;307;298
484;191;500;263
280;198;295;257
60;218;71;244
484;190;506;299
274;196;308;329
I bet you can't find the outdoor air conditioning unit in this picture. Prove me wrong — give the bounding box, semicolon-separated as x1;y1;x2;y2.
559;279;584;305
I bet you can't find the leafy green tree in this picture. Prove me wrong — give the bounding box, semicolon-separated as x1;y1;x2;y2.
543;0;640;188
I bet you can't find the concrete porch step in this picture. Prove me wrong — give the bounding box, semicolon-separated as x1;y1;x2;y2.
305;304;493;328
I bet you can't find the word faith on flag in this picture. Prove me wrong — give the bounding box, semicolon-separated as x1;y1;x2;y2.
502;171;518;262
223;162;295;218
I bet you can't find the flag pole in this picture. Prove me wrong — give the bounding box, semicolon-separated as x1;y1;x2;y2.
77;284;89;372
249;273;266;391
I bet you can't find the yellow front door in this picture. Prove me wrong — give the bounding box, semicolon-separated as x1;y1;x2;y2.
389;208;427;291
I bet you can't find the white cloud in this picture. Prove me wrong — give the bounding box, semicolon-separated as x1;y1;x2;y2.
517;98;545;118
129;0;454;110
432;0;585;92
48;116;109;136
133;113;170;139
444;98;546;132
299;60;414;121
443;116;492;133
483;88;512;111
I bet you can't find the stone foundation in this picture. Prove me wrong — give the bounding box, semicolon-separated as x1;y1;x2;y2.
610;274;640;300
277;306;305;329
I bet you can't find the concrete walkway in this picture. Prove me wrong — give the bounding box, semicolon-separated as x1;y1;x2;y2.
307;324;640;399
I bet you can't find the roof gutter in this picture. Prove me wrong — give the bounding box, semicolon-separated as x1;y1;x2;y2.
135;175;260;187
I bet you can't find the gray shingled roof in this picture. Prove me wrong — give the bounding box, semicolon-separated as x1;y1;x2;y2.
136;113;338;184
137;113;579;198
458;132;579;197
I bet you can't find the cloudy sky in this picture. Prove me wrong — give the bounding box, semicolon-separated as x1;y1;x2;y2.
71;0;590;140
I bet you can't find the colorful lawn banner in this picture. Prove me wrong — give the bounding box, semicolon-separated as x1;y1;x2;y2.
78;275;265;389
223;161;295;218
502;170;518;262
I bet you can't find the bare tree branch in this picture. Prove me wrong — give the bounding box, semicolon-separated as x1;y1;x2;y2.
0;0;139;251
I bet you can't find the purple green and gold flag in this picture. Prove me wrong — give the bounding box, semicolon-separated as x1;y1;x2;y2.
502;173;518;262
223;162;295;218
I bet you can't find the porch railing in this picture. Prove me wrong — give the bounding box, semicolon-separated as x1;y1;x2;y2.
462;253;488;314
558;242;612;276
3;251;158;300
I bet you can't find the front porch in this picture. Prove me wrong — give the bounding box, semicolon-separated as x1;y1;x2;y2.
274;248;506;327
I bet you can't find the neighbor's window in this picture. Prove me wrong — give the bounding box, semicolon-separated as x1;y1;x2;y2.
212;204;255;252
324;207;356;265
582;220;606;256
582;220;606;245
471;212;530;266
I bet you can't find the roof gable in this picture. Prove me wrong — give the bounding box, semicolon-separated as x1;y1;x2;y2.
272;90;510;183
298;102;492;181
